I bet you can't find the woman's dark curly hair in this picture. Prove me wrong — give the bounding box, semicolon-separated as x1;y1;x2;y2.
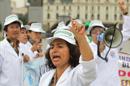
45;40;80;69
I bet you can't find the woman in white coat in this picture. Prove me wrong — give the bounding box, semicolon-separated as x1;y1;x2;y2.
0;14;22;86
39;20;96;86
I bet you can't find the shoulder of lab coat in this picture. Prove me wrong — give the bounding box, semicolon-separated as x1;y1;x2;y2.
122;15;130;41
0;38;19;57
39;59;96;86
0;38;22;86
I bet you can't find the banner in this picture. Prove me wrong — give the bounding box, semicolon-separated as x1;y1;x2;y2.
119;52;130;86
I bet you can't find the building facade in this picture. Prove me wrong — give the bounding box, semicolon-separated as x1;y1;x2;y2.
0;0;11;22
42;0;130;30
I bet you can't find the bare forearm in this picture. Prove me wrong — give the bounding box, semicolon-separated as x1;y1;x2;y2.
77;35;94;61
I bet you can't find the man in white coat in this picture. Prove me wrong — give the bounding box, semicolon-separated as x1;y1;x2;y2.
0;14;22;86
88;20;120;86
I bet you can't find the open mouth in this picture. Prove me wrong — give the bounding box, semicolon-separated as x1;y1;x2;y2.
52;55;61;61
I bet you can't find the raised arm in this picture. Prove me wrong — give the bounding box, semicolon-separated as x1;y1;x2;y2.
118;0;130;41
70;20;94;61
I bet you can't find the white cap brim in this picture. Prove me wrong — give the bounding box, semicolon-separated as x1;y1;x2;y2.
47;36;76;45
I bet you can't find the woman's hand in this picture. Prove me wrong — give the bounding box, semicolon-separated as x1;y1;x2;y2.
31;43;42;52
70;20;86;42
23;54;30;62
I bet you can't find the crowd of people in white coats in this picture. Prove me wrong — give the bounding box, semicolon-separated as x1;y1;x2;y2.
0;0;130;86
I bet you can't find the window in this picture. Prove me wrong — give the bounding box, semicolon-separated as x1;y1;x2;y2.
56;13;59;19
47;13;50;19
114;7;117;12
85;14;87;19
106;0;109;2
60;0;72;4
48;6;50;10
85;6;88;11
106;6;108;11
69;6;71;11
114;14;117;20
92;6;94;11
77;6;80;10
91;14;94;19
63;6;66;11
29;0;43;6
97;14;100;20
106;14;108;20
56;6;59;10
98;6;100;12
48;0;55;4
77;14;80;19
120;14;122;20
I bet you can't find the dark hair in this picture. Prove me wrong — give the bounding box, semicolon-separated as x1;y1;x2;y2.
90;26;105;36
45;41;80;69
4;21;21;32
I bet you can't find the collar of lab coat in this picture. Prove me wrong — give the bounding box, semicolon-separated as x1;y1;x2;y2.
3;38;19;57
43;66;71;86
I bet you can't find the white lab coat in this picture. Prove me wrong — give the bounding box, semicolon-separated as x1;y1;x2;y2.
122;15;130;42
19;41;37;60
90;15;130;86
19;41;48;86
39;59;96;86
120;15;130;54
89;42;120;86
0;38;22;86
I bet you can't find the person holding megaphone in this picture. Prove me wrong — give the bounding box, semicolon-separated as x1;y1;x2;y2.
88;20;121;86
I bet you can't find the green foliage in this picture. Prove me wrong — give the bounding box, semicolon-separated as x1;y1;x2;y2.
18;14;28;25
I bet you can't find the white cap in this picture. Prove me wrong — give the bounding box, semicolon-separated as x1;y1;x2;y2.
47;29;76;45
24;25;30;30
29;23;46;33
51;21;69;33
88;20;105;34
4;14;21;26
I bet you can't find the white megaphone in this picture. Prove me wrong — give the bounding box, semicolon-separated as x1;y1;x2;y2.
103;25;123;48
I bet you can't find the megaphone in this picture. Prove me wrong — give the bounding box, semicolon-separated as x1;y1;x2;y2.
103;27;123;48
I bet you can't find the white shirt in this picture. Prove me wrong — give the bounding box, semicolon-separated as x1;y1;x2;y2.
122;15;130;42
39;59;96;86
120;15;130;54
90;15;130;86
19;41;48;86
0;38;22;86
19;41;37;60
90;42;120;86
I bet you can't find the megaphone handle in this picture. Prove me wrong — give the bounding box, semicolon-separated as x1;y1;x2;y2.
97;41;108;62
